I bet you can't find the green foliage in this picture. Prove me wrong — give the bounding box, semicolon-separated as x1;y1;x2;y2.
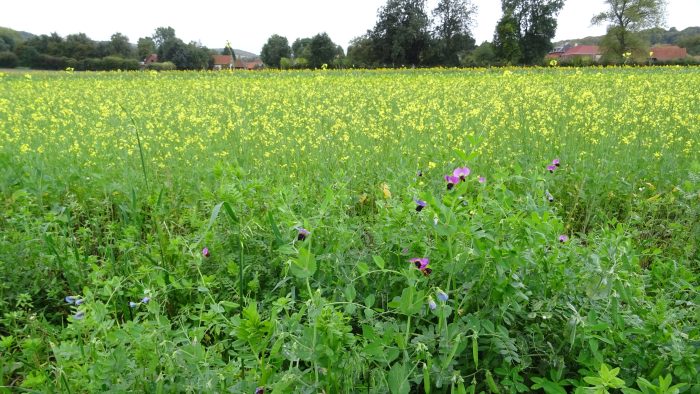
137;36;156;60
308;33;337;69
261;34;291;68
494;13;522;64
592;0;667;54
0;51;18;68
369;0;431;66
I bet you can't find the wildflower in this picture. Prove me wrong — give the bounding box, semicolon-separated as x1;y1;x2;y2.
202;247;210;258
65;296;77;304
255;387;265;394
381;183;392;199
409;258;432;276
478;176;486;184
545;190;554;202
417;170;423;177
436;289;449;302
75;299;84;305
295;226;310;241
428;297;437;310
552;158;560;167
73;311;85;320
141;297;151;304
414;198;427;212
129;302;138;308
445;175;460;190
547;165;557;173
453;167;471;181
558;235;569;243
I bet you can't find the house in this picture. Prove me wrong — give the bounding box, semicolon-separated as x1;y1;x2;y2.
545;44;572;59
559;45;601;62
650;45;688;61
212;55;235;70
140;54;158;68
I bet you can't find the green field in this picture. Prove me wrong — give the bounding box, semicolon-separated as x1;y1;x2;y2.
0;67;698;392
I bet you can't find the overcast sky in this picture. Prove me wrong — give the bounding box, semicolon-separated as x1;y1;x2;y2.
2;0;698;54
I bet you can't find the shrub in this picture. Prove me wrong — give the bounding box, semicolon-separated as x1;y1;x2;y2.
0;51;18;68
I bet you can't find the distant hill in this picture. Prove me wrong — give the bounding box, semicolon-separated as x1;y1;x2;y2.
214;48;259;59
554;26;700;55
0;26;34;42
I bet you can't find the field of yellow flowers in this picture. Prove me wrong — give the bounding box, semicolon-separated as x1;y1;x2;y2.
0;68;698;392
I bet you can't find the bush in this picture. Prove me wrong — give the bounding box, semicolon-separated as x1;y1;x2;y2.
101;56;139;71
33;54;73;70
0;51;18;68
146;61;176;71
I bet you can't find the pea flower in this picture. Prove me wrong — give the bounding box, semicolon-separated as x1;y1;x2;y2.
65;296;77;304
141;297;151;304
545;190;554;202
417;170;423;177
255;387;265;394
552;158;560;167
547;165;557;173
436;289;449;302
428;297;437;310
295;226;310;241
414;198;427;212
478;176;486;184
202;247;210;258
129;302;138;308
73;311;85;320
453;167;471;181
445;175;460;190
409;258;432;276
558;235;569;243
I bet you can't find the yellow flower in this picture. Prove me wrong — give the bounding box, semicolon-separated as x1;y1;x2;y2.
381;183;391;199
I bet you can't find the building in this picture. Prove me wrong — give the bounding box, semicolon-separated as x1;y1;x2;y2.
650;45;688;61
559;45;601;62
212;55;263;70
212;55;234;70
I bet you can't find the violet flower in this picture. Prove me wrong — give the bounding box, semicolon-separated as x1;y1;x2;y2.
141;297;150;304
129;302;138;308
547;165;557;173
202;247;210;258
559;235;569;243
73;311;85;320
295;226;310;241
409;258;432;276
414;199;427;212
436;289;449;302
65;296;77;304
478;176;486;184
428;298;437;310
445;175;460;190
552;158;560;167
453;167;471;181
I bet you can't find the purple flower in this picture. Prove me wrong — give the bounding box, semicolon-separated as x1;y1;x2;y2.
141;297;150;304
545;190;554;202
65;296;76;304
445;175;460;190
409;258;432;276
73;311;85;320
255;387;265;394
558;234;569;243
129;301;138;308
552;158;560;167
547;165;557;173
295;226;310;241
478;176;486;184
75;299;84;306
414;198;427;212
428;298;437;310
202;247;210;258
453;167;471;181
436;289;449;302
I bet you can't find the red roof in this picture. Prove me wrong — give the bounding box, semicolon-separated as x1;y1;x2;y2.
651;45;687;60
563;45;600;56
212;55;234;65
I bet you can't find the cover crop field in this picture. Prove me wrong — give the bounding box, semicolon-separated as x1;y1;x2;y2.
0;67;698;393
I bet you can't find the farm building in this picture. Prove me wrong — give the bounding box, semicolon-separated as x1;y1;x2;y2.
211;55;263;70
650;45;688;61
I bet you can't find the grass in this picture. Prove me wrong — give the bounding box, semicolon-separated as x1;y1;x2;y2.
0;67;698;393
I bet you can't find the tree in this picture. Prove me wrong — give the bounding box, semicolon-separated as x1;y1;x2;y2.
347;35;376;68
432;0;477;66
308;33;337;68
592;0;666;57
137;37;156;60
292;38;312;59
153;27;176;49
109;33;133;58
62;33;96;60
369;0;431;66
493;12;522;64
260;34;291;68
495;0;565;64
463;41;498;66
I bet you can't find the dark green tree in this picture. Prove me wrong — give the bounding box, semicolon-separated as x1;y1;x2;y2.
292;37;312;59
0;33;16;52
108;33;133;58
369;0;431;66
137;37;156;60
260;34;291;68
493;13;522;64
347;35;376;67
153;27;176;49
62;33;95;60
308;33;337;68
432;0;477;66
592;0;667;57
463;41;498;66
496;0;565;64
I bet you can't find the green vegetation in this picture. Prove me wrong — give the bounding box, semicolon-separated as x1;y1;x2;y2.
0;67;698;392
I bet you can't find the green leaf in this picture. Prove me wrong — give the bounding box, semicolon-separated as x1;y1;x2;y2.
388;362;411;394
290;248;316;279
372;255;385;269
397;287;424;316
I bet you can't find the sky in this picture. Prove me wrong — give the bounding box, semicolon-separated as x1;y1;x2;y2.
2;0;698;54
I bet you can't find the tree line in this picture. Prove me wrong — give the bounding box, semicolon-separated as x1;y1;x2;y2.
0;26;223;70
262;0;682;69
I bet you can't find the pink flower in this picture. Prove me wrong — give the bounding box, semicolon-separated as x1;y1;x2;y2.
202;247;210;257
